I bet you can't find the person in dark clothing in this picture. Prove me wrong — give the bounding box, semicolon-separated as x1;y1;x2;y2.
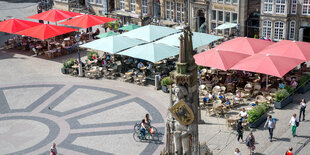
237;120;244;142
299;99;306;121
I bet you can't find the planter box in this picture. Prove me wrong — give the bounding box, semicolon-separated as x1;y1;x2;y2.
274;95;294;109
297;83;310;94
249;113;268;128
162;85;168;93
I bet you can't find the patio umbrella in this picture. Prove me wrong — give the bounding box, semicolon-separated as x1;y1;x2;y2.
59;14;117;28
194;48;250;71
259;40;310;61
121;25;180;42
215;37;274;55
15;24;77;40
0;19;42;33
96;31;119;38
215;22;238;30
155;32;223;49
118;24;140;31
27;9;81;23
80;35;146;54
118;43;179;63
231;53;304;77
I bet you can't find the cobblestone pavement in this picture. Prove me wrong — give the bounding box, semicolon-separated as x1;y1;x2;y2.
0;48;168;155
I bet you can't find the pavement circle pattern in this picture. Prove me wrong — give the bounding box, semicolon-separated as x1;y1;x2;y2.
0;84;165;155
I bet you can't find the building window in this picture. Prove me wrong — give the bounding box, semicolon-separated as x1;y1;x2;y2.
274;21;285;41
142;0;147;15
96;0;102;4
262;20;272;39
302;0;310;15
119;0;125;10
225;0;231;3
289;21;296;40
275;0;286;14
263;0;273;13
88;0;94;3
233;0;238;4
212;10;216;20
218;11;223;21
176;3;182;22
181;4;185;22
218;0;223;3
225;12;230;22
291;0;297;14
130;0;135;13
211;23;216;31
166;1;170;19
171;1;174;20
232;13;237;23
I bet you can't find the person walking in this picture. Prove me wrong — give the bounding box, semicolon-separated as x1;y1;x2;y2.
285;147;293;155
50;143;57;155
299;99;306;121
245;132;255;155
237;120;244;143
264;115;276;142
289;113;299;137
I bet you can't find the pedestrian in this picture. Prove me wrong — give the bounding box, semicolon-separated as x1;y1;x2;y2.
234;148;241;155
285;147;293;155
264;115;276;142
289;113;299;137
245;132;255;155
50;143;57;155
299;99;306;121
237;120;244;142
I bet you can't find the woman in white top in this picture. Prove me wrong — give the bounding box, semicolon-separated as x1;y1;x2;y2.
299;99;306;121
289;113;299;137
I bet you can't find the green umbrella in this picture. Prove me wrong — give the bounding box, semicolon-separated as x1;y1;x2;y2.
81;35;146;54
96;31;119;38
215;22;238;30
118;43;179;63
118;24;140;31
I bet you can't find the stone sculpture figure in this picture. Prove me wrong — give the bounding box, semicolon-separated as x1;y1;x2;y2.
172;85;193;155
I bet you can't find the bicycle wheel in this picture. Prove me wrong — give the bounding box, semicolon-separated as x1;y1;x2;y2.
133;132;141;142
134;123;141;132
150;126;158;134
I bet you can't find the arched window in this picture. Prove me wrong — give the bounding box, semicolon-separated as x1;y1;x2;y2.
289;21;296;40
274;21;285;41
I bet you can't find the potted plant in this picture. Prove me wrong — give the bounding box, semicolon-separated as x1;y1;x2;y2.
274;88;293;109
248;102;269;128
61;58;75;74
297;73;310;94
114;21;119;30
161;77;173;93
87;50;99;61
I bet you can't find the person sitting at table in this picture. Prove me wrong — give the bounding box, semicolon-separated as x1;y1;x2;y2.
92;54;97;60
239;108;248;121
212;75;219;86
261;76;267;88
92;28;100;39
290;78;298;87
278;80;286;89
106;52;111;61
137;61;145;69
300;63;308;72
253;74;261;83
225;75;233;84
225;99;231;107
205;75;213;84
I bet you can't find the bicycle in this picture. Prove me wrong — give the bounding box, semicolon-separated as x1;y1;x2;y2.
133;122;158;134
133;123;159;142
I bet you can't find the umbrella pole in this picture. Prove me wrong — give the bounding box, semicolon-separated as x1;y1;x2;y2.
266;75;269;90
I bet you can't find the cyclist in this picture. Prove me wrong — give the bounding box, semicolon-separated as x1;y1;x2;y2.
145;114;151;128
140;119;147;139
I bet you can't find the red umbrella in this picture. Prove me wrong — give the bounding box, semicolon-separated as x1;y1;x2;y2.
27;9;81;23
231;53;304;77
260;40;310;61
0;19;42;33
15;24;77;40
194;48;250;71
215;37;275;55
59;14;116;28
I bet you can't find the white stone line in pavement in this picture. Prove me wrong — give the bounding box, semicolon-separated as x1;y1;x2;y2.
61;96;135;120
69;123;166;134
31;84;73;114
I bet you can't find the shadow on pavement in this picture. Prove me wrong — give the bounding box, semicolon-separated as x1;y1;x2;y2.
273;137;290;142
